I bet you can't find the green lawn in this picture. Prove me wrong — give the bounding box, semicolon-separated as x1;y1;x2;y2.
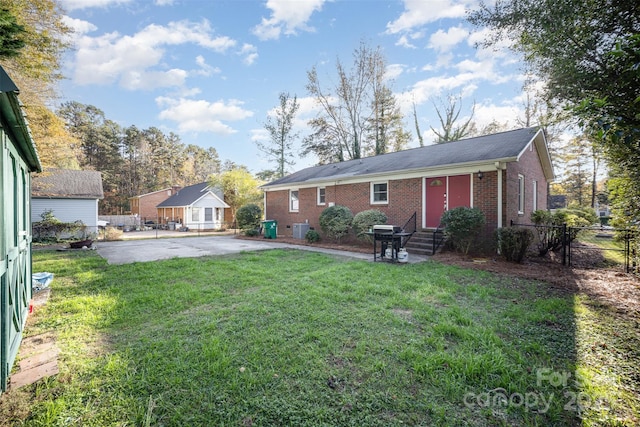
575;230;628;266
2;249;638;426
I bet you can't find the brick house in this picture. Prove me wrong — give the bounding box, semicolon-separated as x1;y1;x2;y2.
262;127;554;238
129;186;181;222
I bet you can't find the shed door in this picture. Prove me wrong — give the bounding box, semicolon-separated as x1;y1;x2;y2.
1;151;31;392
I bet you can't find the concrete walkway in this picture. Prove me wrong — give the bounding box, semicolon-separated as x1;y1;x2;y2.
95;232;428;265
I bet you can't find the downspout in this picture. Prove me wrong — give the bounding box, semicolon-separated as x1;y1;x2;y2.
496;162;503;228
263;191;267;219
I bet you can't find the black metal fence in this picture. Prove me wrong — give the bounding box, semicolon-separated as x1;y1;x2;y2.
510;220;639;273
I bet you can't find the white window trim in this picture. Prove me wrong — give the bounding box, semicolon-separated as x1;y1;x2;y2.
532;180;538;212
370;181;389;205
317;187;326;206
518;174;525;215
289;189;299;212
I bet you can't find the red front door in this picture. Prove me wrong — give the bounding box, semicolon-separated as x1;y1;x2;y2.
448;174;471;209
425;177;446;228
425;174;472;228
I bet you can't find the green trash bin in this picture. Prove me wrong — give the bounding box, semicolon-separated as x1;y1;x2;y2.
262;220;277;239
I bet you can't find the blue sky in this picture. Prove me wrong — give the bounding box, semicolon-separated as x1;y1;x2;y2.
57;0;530;175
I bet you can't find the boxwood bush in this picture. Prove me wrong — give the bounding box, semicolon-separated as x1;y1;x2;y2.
319;205;353;242
352;209;387;241
495;227;534;263
305;229;320;243
236;203;262;231
441;207;485;255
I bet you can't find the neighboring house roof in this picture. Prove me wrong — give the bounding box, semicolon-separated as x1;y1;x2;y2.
548;195;568;210
129;186;181;200
263;127;553;189
0;66;41;172
32;169;104;199
156;182;229;208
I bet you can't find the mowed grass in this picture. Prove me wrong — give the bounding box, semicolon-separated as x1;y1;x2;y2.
2;249;638;426
576;230;628;266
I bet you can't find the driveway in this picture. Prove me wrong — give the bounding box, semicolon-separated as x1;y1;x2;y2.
95;234;377;265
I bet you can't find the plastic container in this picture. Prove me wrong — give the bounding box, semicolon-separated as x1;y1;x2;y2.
32;272;54;292
385;247;394;259
261;220;278;239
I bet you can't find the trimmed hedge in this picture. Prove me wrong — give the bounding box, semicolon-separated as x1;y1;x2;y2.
495;227;534;263
319;205;353;242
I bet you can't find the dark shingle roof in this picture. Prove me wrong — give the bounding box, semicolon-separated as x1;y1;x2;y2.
156;182;224;207
0;66;41;172
32;169;104;199
264;127;544;187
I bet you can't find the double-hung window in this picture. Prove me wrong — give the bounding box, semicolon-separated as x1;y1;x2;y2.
317;187;326;205
192;207;201;222
290;190;299;212
205;207;213;222
518;175;525;214
371;182;388;204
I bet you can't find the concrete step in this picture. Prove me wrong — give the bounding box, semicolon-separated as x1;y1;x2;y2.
404;231;446;256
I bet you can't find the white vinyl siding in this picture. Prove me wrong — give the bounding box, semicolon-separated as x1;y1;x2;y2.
32;198;99;228
183;192;228;230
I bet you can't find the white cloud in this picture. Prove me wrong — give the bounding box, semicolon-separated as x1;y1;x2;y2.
121;69;188;90
155;0;174;5
194;55;221;76
61;0;131;11
473;101;521;129
467;27;514;60
398;74;479;109
252;0;326;40
429;26;468;52
250;128;269;143
295;96;322;118
386;0;470;35
385;64;405;81
61;16;97;35
135;21;236;52
72;20;237;89
238;44;258;66
155;97;254;135
436;52;455;68
395;35;416;49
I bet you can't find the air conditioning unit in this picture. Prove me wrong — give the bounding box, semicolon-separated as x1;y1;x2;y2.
293;223;310;239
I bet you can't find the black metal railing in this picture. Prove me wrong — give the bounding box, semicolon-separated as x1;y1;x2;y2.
432;223;446;255
401;212;417;247
510;220;639;273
